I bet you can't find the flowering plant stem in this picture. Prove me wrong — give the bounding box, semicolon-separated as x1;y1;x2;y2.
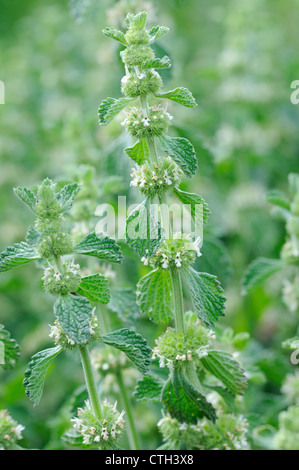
79;345;103;421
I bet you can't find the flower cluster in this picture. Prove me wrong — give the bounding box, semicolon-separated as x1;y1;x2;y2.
146;233;201;270
49;311;100;349
121;105;172;139
71;400;125;449
158;413;249;450
0;409;24;450
282;372;299;406
281;241;299;265
130;157;182;197
152;313;214;369
37;232;73;259
42;260;81;295
121;70;162;98
35;179;64;234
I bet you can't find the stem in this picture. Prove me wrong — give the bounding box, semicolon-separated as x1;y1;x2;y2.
116;370;141;450
79;345;102;420
100;305;140;450
170;268;185;335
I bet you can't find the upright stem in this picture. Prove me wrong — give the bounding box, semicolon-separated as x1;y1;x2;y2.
170;269;185;335
79;345;102;420
116;370;141;450
100;305;141;450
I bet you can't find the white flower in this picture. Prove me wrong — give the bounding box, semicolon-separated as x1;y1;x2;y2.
142;117;150;127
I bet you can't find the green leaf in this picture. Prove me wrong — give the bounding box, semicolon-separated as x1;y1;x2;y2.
126;199;162;257
98;97;133;126
142;56;171;70
108;288;140;324
13;186;37;212
162;370;216;424
100;328;152;373
102;27;127;45
126;11;147;29
266;190;290;211
0;324;20;369
54;295;93;345
56;183;81;212
155;87;197;108
73;231;123;263
173;187;211;224
133;375;164;402
26;226;41;246
0;242;39;273
149;25;169;43
137;268;173;324
159;135;197;177
77;274;110;304
124;139;149;165
184;267;226;327
201;350;247;395
203;384;236;412
23;346;62;406
242;258;283;294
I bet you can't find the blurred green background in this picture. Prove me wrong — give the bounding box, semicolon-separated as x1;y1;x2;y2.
0;0;299;449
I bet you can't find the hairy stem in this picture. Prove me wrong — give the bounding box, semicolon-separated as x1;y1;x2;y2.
170;268;185;335
79;345;102;420
100;305;140;450
116;370;141;450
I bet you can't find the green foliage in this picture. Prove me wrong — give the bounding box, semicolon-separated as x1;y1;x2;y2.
137;268;173;324
242;258;284;294
54;294;94;345
155;87;197;108
134;375;164;402
159;135;197;177
98;97;134;126
124;139;149;165
126;199;161;257
0;242;39;272
77;274;110;304
73;231;123;263
100;328;152;373
0;324;20;369
201;350;247;395
23;346;63;406
185;268;226;327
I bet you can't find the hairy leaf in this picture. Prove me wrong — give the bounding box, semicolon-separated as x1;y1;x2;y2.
77;274;110;304
98;97;133;125
0;324;20;369
185;267;226;327
162;371;216;424
56;183;81;212
102;27;127;45
201;350;247;395
142;56;171;70
159;135;197;177
173;187;211;224
101;328;152;373
149;25;169;43
126;199;161;257
23;346;62;406
133;375;164;402
73;231;123;263
0;242;39;272
124;139;149;165
13;187;37;212
242;257;283;294
156;87;197;108
137;268;173;324
54;295;93;345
